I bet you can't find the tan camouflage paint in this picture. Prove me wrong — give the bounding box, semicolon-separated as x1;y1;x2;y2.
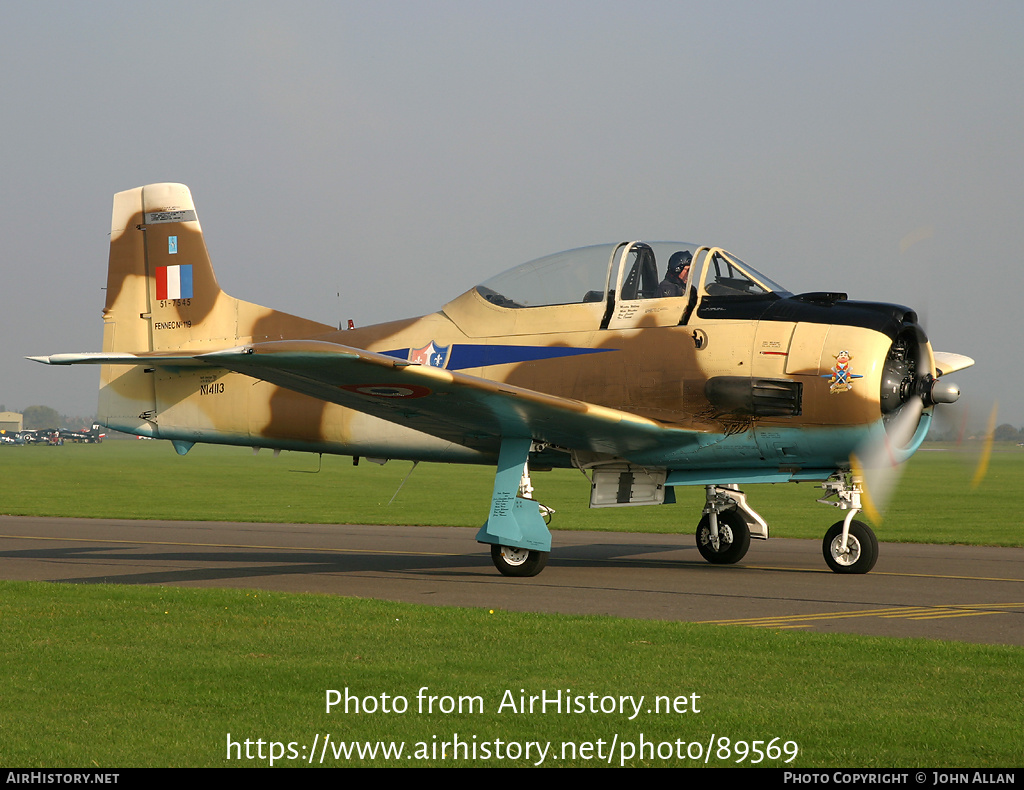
84;184;921;463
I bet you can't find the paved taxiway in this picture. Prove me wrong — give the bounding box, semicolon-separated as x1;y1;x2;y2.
1;515;1022;646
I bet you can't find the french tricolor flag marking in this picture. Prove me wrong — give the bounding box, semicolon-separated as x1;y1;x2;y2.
156;265;193;300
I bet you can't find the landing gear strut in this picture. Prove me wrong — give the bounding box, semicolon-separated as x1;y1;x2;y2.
817;473;879;574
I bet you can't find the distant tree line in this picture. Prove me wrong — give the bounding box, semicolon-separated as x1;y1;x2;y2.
994;423;1023;442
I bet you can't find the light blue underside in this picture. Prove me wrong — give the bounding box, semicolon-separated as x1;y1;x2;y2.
116;412;932;490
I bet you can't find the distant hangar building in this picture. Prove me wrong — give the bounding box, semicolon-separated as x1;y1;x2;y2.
0;412;24;433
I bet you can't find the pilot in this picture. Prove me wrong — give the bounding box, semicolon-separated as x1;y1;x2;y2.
656;250;692;298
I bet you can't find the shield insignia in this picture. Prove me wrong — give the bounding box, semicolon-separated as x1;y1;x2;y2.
409;341;450;369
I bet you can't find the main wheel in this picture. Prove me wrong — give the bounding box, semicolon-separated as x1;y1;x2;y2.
695;510;751;564
490;544;549;577
822;520;878;574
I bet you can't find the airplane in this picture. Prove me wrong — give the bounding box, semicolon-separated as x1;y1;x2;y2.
31;183;974;577
58;425;106;444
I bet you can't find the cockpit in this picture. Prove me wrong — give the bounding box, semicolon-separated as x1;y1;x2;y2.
462;242;790;333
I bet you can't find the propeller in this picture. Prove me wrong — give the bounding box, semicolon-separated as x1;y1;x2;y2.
850;229;983;522
851;321;968;523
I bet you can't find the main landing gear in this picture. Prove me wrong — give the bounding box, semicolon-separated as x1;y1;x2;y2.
489;456;552;577
477;438;553;578
695;484;766;564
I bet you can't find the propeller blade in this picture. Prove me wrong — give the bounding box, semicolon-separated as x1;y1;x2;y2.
971;401;998;490
934;397;997;490
851;397;925;524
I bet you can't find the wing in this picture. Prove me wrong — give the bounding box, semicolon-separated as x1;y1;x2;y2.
31;340;704;458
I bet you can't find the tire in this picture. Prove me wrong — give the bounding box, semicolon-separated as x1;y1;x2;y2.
695;510;751;564
822;520;878;574
490;544;549;577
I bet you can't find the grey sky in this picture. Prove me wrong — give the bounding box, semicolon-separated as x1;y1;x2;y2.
2;1;1020;431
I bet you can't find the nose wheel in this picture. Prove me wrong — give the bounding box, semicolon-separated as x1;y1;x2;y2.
816;472;882;574
823;519;878;574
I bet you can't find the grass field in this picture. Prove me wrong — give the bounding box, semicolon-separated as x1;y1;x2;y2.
2;579;1022;768
1;441;1022;768
2;440;1022;544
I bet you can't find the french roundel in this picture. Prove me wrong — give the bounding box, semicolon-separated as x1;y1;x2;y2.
339;384;432;399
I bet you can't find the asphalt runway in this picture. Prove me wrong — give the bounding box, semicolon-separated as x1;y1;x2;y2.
1;515;1022;646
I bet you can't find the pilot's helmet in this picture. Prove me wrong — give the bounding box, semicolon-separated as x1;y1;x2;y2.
668;250;693;277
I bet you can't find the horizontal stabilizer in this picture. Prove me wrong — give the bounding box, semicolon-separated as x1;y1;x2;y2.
28;352;210;366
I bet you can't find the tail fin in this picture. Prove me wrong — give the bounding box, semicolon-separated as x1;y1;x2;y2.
103;183;329;354
98;183;331;434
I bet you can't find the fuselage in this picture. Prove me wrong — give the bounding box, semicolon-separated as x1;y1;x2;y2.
115;241;933;480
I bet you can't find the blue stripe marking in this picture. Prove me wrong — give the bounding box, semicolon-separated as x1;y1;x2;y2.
380;344;613;370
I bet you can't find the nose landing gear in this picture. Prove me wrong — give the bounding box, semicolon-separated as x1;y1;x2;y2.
817;473;878;574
